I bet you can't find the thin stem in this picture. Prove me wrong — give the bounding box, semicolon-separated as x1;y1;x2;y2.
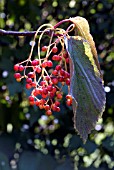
37;75;43;86
36;24;53;65
66;24;75;33
45;30;54;59
44;68;50;77
54;19;71;29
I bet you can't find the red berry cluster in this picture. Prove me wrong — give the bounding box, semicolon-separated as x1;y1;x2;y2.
14;40;72;116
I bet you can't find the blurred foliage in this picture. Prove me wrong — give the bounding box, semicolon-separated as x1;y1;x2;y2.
0;0;114;169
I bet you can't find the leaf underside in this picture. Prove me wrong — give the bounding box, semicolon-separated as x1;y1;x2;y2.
64;36;106;143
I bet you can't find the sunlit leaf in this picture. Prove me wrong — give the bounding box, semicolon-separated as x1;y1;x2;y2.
64;36;106;142
69;16;102;75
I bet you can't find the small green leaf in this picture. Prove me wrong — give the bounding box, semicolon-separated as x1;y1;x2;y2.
64;36;105;142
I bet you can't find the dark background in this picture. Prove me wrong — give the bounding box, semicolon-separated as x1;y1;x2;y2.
0;0;114;169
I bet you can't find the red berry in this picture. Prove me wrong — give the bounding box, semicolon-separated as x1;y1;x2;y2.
19;65;24;71
29;96;34;101
51;104;57;111
39;104;44;109
14;73;21;79
34;88;39;95
26;78;32;84
47;60;53;67
40;81;47;86
55;101;60;106
52;78;58;85
55;65;61;71
35;100;40;106
27;72;35;78
52;87;57;93
31;82;36;87
66;99;72;106
52;55;57;61
56;107;60;112
56;93;62;99
66;94;72;100
58;76;64;82
58;55;62;61
31;59;39;66
40;99;46;105
42;87;48;95
45;76;50;81
66;78;70;85
16;78;21;82
41;46;48;52
66;58;69;63
63;71;70;78
36;88;43;95
26;83;32;89
42;94;48;98
52;55;62;61
66;72;70;78
52;70;58;76
42;61;48;68
63;52;68;58
50;92;55;98
36;66;41;73
33;90;37;96
14;64;19;71
29;101;35;106
46;110;52;116
44;104;50;111
47;85;53;91
60;69;65;76
52;46;58;53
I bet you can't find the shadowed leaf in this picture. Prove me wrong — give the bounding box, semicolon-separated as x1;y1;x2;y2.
18;151;57;170
0;152;11;170
64;36;105;142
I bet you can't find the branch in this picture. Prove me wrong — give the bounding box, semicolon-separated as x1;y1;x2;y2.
0;29;63;37
0;29;50;37
0;29;37;36
0;20;71;37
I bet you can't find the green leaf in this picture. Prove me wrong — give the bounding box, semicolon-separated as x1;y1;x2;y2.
64;36;105;142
